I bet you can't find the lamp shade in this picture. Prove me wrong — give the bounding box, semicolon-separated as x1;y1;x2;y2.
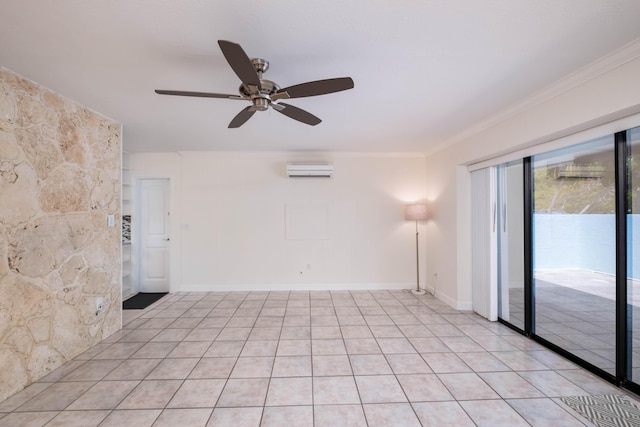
405;203;429;221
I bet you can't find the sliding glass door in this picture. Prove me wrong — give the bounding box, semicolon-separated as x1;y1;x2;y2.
628;127;640;382
532;135;617;374
486;124;640;390
497;161;525;331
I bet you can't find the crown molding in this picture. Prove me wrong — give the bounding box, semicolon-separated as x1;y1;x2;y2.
443;36;640;149
175;151;426;159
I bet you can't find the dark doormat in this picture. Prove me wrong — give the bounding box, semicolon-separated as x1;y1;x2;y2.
123;293;168;310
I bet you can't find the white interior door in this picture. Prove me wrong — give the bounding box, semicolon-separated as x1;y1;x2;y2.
139;178;170;293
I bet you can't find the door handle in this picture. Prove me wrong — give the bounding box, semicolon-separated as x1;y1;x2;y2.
503;204;507;232
492;203;496;232
163;238;170;241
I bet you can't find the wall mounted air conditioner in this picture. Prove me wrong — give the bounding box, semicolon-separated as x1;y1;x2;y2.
286;162;333;178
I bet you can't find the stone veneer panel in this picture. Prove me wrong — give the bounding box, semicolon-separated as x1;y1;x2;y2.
0;68;121;401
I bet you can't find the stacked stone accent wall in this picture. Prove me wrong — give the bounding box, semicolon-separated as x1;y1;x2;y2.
0;68;121;401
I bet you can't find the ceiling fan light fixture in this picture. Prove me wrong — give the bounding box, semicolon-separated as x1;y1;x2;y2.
252;98;270;112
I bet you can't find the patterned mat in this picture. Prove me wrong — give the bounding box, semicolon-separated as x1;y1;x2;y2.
560;395;640;427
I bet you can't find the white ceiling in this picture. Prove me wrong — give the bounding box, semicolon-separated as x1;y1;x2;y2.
2;0;640;153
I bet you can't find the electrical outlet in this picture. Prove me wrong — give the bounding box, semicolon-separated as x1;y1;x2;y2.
96;297;105;316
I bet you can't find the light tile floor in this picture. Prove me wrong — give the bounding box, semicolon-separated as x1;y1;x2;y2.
0;290;635;426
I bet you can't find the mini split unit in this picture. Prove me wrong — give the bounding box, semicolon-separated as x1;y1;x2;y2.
286;162;333;178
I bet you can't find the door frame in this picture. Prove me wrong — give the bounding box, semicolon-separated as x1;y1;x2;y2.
134;177;172;294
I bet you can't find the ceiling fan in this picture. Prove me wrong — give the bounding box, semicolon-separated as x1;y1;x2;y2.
155;40;354;128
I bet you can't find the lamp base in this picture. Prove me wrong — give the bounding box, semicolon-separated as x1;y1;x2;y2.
411;288;427;296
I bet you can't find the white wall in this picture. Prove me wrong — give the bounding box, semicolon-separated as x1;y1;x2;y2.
425;53;640;309
130;152;428;292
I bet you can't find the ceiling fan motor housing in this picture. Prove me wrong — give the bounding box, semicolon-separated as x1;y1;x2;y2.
239;65;279;111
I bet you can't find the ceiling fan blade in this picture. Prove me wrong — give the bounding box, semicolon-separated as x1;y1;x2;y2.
228;106;256;128
155;89;245;100
217;40;261;88
272;77;354;100
273;102;321;126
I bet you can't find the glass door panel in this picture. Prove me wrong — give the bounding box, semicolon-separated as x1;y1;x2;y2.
533;135;616;374
497;160;525;331
628;127;640;382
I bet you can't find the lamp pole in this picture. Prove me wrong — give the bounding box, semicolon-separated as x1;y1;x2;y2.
405;203;428;296
413;219;425;295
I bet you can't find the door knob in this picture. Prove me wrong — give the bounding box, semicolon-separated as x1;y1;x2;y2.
163;238;170;241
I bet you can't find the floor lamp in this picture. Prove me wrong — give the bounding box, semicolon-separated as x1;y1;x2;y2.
405;203;429;295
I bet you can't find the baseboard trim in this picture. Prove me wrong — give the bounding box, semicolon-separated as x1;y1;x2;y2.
456;301;473;311
427;285;473;311
178;283;414;292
